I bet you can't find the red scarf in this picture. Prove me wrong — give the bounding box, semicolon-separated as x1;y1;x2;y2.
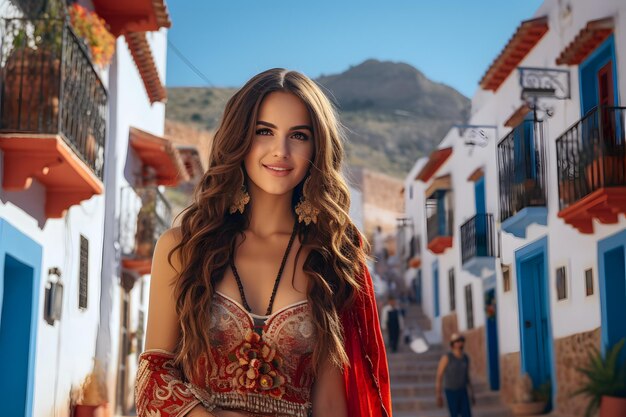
342;263;393;417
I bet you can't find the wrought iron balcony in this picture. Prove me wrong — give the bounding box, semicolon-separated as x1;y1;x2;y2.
497;119;548;237
120;186;172;275
555;106;626;233
0;18;107;178
427;210;454;254
461;214;497;276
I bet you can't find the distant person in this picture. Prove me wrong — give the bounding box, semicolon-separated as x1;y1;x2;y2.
381;296;404;353
435;333;475;417
373;225;386;261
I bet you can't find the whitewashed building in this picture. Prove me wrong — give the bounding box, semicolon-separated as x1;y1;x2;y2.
0;1;199;416
403;0;626;415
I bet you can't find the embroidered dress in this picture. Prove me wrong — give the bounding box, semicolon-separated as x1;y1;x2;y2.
135;265;392;417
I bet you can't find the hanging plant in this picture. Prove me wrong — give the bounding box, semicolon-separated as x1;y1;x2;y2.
68;4;115;67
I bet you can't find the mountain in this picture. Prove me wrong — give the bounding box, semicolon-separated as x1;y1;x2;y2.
165;59;470;178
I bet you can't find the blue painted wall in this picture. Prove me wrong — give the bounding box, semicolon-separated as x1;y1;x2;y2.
0;219;42;417
433;261;440;317
597;228;626;359
515;236;555;406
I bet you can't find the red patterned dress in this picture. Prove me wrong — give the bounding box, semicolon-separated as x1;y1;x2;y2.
135;266;392;417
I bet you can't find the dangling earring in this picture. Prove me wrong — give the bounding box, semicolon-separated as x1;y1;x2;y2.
295;176;319;225
229;170;250;214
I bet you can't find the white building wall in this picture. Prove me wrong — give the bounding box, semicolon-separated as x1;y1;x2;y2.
97;27;168;411
407;0;626;361
0;2;112;414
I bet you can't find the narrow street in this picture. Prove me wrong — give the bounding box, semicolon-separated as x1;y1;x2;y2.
387;302;513;417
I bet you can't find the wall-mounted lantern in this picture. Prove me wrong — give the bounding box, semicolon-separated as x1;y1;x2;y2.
44;267;63;325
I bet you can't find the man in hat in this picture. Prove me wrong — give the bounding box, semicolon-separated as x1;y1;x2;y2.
435;333;475;416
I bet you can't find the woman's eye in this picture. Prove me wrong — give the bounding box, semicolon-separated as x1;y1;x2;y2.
291;131;309;141
255;128;272;136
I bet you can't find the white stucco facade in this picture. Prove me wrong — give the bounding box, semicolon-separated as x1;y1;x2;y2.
403;0;626;412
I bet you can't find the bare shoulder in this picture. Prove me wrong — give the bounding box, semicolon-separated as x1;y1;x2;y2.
144;227;184;351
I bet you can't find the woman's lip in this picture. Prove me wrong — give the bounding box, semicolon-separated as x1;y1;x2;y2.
263;164;293;176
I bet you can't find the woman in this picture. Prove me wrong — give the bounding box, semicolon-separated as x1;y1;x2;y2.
135;69;392;417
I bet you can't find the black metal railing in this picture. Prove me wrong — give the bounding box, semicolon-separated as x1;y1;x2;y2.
119;187;172;259
0;18;107;179
427;210;454;243
497;119;547;222
556;106;626;210
460;213;497;265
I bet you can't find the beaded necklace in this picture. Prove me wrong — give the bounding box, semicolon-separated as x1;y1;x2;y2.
229;221;298;333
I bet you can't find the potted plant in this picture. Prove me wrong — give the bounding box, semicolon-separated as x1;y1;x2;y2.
573;339;626;417
68;3;115;67
510;373;549;415
74;360;109;417
1;3;64;131
134;188;159;258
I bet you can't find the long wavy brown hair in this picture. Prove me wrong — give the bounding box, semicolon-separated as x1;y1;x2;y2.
170;68;370;381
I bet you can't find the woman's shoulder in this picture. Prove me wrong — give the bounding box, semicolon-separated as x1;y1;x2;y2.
153;227;184;270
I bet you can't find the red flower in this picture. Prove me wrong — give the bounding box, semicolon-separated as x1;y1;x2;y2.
68;4;115;67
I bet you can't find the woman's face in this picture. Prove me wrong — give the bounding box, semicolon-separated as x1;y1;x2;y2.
244;91;315;197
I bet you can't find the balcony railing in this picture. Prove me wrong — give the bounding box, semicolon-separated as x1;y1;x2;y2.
461;214;497;265
0;18;107;179
427;210;454;243
497;119;547;222
556;106;626;210
120;186;172;261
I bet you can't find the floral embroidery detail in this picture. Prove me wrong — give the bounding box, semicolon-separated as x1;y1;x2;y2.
226;330;287;397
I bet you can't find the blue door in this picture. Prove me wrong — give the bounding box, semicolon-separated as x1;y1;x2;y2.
485;288;500;390
518;253;552;389
436;191;448;236
433;262;440;317
598;230;626;361
474;177;488;256
579;35;617;115
0;219;42;417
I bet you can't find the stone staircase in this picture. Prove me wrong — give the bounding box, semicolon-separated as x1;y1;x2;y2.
388;303;512;417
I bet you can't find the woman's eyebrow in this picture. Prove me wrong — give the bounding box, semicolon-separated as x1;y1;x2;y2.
257;120;313;132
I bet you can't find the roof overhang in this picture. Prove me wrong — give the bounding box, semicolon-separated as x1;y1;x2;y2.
125;32;167;103
556;18;614;65
425;174;452;198
504;104;531;128
480;16;549;91
129;127;188;186
467;167;485;182
93;0;171;37
415;147;453;182
176;145;205;180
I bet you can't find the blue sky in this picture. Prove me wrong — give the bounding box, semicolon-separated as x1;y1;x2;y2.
165;1;544;97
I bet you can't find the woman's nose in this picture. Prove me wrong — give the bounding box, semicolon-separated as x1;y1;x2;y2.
272;136;290;158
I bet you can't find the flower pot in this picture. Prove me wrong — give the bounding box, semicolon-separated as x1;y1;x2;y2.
74;404;107;417
558;180;578;205
600;395;626;417
585;155;626;190
510;400;547;415
1;48;60;131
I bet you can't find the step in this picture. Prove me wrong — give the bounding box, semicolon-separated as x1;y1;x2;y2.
392;390;504;412
392;405;513;417
390;381;491;398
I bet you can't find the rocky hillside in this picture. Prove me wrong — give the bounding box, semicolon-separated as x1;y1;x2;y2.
166;59;469;178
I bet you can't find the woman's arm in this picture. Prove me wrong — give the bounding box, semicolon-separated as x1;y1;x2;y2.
312;360;348;417
136;228;211;417
435;354;448;408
